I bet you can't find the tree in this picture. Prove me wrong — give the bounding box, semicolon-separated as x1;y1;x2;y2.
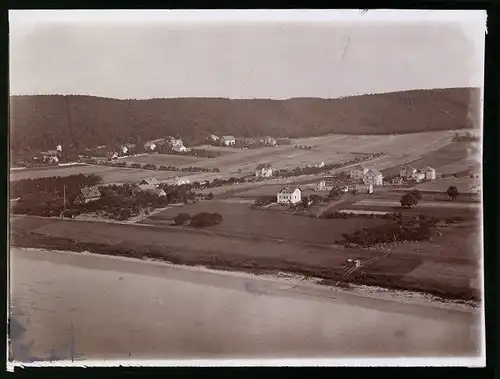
400;192;419;208
190;212;223;227
328;186;343;199
446;185;459;200
301;195;310;208
174;213;191;226
409;189;422;202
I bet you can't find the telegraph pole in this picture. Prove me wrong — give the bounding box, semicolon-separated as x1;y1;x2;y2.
63;184;66;212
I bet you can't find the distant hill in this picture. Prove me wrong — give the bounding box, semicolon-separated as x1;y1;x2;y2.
9;87;480;154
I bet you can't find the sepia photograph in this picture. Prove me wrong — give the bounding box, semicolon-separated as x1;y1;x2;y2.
8;9;486;367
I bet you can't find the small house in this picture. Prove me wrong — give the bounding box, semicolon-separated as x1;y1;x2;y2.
316;179;336;191
173;177;191;186
391;177;404;185
172;145;188;153
318;161;326;168
349;165;369;180
255;164;273;178
423;166;436;180
354;184;374;194
400;166;417;179
209;134;220;141
144;142;157;151
412;172;426;182
74;186;102;205
56;144;62;152
139;177;160;187
363;168;383;186
277;186;302;205
264;137;277;146
221;136;236;146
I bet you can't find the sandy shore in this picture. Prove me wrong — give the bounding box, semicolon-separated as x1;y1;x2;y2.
9;247;484;363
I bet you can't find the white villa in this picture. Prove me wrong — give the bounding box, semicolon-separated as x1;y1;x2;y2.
221;136;236;146
255;164;273;178
363;168;383;186
277;186;302;205
423;166;436;180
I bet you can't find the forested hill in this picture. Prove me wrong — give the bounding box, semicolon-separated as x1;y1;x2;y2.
10;87;480;152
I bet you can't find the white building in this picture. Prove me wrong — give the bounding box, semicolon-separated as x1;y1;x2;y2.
221;136;236;146
412;172;426;182
255;164;273;178
209;134;220;141
264;136;277;146
423;166;436;180
144;142;157;151
172;145;188;153
363;169;383;186
121;146;129;154
349;165;369;180
277;186;302;205
56;144;62;152
174;177;191;186
318;161;325;168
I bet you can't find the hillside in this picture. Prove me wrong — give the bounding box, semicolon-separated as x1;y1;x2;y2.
10;87;480;153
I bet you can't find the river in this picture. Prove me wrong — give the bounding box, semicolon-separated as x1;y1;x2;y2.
9;247;483;365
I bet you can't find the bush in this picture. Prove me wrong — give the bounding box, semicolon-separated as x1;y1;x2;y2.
174;213;191;226
130;163;141;168
190;212;223;227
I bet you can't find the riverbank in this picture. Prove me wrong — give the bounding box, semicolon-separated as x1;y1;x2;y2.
10;219;481;309
9;247;483;363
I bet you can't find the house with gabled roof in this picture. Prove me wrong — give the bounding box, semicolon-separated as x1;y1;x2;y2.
139;177;160;187
363;168;383;186
277;186;302;204
74;186;102;205
255;164;273;178
349;165;369;180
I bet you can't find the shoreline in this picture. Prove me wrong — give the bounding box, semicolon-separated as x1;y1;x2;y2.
12;246;479;313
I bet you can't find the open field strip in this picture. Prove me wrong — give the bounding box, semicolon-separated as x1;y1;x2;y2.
354;199;480;209
120;153;207;167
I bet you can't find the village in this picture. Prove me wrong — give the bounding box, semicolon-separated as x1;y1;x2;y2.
10;126;482;305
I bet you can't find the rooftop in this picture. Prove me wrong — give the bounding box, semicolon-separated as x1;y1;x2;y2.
80;186;101;199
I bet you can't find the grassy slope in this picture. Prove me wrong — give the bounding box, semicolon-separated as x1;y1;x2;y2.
10;87;480;152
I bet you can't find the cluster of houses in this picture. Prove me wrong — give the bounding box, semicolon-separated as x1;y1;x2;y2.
209;134;280;148
393;165;436;184
107;137;190;159
33;144;63;164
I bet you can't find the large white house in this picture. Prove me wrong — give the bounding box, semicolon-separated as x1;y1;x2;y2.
349;165;369;180
255;164;273;178
423;166;436;180
277;186;302;204
363;168;383;186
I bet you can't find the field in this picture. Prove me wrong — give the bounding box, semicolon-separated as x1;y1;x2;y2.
9;164;195;185
120;153;207;167
410;177;481;193
381;140;480;178
142;200;385;244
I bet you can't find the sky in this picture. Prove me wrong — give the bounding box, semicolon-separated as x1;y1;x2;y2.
9;10;486;100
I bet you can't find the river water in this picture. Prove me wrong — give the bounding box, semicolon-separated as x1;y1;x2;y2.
9;247;483;364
